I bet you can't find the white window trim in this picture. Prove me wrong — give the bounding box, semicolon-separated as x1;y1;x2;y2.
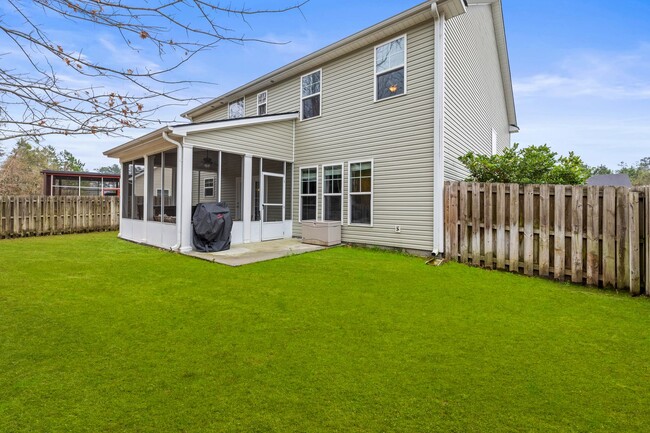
257;90;268;116
321;163;344;223
300;69;322;121
155;188;170;197
228;97;246;119
347;159;374;227
203;177;215;198
373;34;408;103
299;165;318;222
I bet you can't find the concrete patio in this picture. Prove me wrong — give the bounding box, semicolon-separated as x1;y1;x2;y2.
182;238;327;266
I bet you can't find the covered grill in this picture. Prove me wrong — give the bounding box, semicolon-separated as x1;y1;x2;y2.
192;202;233;252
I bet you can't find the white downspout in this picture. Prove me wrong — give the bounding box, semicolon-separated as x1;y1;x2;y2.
432;4;446;255
162;130;183;251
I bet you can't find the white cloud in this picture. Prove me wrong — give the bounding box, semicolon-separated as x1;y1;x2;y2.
513;44;650;100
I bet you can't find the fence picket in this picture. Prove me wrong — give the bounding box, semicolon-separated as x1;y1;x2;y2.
571;186;584;283
459;183;469;263
472;183;481;265
484;183;494;269
448;184;459;260
539;185;550;276
523;185;535;276
554;185;566;281
586;186;600;286
646;186;650;296
629;191;641;295
602;187;616;288
496;183;506;269
616;188;629;290
509;183;520;273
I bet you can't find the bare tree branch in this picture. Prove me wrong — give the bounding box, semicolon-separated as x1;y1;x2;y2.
0;0;309;140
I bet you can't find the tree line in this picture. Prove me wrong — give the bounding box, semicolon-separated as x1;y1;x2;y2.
460;144;650;186
0;139;118;196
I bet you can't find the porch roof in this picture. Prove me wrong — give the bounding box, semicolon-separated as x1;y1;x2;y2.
170;112;298;136
103;112;299;160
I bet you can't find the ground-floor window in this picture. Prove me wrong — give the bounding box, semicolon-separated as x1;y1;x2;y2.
300;167;317;221
322;164;343;221
203;178;215;198
348;161;372;225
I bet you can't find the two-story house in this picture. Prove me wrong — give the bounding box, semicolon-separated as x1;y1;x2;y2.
104;0;518;255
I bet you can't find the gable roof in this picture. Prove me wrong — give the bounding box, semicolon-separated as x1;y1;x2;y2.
183;0;468;121
182;0;516;130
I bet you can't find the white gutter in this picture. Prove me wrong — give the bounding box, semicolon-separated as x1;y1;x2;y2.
432;5;447;255
162;131;184;251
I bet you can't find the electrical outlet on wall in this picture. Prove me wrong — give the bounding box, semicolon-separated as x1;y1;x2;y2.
394;225;401;233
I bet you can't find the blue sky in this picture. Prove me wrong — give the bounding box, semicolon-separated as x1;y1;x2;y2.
3;0;650;170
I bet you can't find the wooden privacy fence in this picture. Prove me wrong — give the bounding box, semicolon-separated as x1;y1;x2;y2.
444;182;649;295
0;196;119;238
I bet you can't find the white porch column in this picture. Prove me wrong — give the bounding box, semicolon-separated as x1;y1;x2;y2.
179;144;194;253
140;154;150;243
242;154;253;244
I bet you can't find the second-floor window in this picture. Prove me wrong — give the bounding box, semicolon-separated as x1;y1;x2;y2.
257;91;267;116
229;98;245;119
301;70;321;120
375;35;406;101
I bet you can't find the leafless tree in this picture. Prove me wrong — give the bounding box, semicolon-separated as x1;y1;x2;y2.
0;0;307;140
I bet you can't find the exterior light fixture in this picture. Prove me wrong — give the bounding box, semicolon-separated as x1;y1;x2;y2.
202;150;212;169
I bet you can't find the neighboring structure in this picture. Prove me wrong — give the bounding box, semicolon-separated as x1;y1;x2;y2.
42;170;120;196
104;0;518;254
586;174;632;187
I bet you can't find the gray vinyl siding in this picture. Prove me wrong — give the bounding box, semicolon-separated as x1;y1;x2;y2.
191;170;218;205
189;23;436;251
183;121;294;162
193;105;228;123
443;4;510;181
292;22;435;251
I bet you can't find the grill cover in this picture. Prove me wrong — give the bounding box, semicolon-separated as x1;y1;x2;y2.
192;202;233;252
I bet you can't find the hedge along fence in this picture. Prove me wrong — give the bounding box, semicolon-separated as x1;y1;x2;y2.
0;196;119;238
444;182;649;295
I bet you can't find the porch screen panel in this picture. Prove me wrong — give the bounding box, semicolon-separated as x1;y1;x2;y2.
285;163;293;220
132;158;145;220
147;153;162;222
122;161;133;219
220;152;243;221
163;149;177;223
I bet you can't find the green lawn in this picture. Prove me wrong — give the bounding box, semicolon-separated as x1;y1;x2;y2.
1;233;650;432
